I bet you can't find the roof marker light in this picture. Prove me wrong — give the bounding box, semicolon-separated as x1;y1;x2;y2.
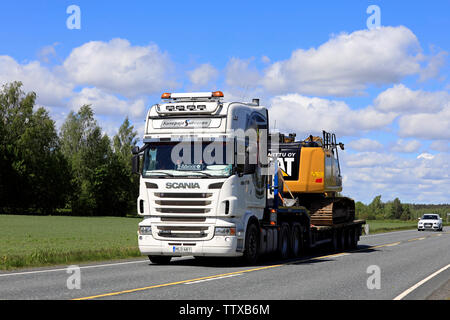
212;91;224;98
161;92;171;99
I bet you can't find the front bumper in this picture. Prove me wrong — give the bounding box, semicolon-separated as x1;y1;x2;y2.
138;234;243;257
418;225;440;230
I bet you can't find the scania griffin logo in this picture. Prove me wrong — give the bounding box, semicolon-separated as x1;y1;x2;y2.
166;182;200;189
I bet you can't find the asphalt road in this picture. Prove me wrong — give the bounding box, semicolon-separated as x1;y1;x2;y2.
0;228;449;300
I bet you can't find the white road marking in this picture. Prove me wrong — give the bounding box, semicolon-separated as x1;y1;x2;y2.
0;259;150;278
361;229;418;238
184;273;242;285
393;264;450;300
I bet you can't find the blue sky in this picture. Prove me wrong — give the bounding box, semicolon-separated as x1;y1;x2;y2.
0;1;449;204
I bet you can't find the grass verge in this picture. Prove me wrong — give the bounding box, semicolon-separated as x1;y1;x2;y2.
0;214;142;270
364;219;450;234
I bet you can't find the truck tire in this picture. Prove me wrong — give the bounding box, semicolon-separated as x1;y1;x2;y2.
348;228;357;249
243;223;259;265
338;230;345;251
148;256;172;265
345;228;353;249
331;231;339;252
291;223;303;258
278;223;290;260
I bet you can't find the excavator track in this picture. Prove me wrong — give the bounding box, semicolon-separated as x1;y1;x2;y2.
309;197;355;226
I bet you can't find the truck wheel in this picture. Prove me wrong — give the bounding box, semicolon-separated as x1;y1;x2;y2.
291;223;303;258
243;223;259;265
345;228;353;249
148;256;172;265
348;228;357;249
278;223;290;260
338;230;345;251
331;231;339;252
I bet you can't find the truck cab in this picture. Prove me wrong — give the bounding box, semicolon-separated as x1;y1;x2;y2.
133;92;269;263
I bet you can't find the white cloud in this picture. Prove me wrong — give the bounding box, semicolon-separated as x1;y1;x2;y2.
225;57;261;88
398;104;450;140
420;50;448;81
0;55;73;106
69;87;146;118
417;153;435;160
268;94;396;137
187;63;219;88
261;26;423;96
341;152;450;203
261;56;271;64
374;84;450;113
344;152;397;168
63;38;177;98
347;138;383;152
430;140;450;152
391;139;421;153
38;42;60;63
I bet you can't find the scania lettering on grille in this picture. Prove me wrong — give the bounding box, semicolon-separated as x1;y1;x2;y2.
166;182;201;189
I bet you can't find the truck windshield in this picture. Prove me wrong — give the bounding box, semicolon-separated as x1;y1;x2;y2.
142;141;233;178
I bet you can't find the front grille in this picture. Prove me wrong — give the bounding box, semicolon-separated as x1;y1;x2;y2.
157;226;208;239
155;208;210;214
424;223;432;228
155;200;211;206
159;233;208;238
151;191;214;241
155;193;212;198
160;217;206;222
158;226;208;231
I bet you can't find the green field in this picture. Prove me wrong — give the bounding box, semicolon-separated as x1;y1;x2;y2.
1;215;447;270
364;219;449;234
0;215;142;270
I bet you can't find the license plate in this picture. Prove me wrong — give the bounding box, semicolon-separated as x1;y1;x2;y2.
172;246;192;254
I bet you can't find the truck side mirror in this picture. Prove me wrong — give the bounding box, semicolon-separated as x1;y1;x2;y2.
132;146;140;155
132;155;140;175
236;165;244;177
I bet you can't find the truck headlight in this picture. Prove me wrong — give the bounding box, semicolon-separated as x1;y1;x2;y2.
215;227;236;236
139;226;152;235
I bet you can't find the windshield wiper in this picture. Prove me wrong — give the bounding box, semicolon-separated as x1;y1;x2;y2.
185;172;214;178
145;171;175;177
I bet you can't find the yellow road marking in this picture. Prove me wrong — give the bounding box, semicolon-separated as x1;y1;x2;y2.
73;264;283;300
367;242;401;249
311;252;350;260
72;238;424;300
384;242;401;247
408;237;426;242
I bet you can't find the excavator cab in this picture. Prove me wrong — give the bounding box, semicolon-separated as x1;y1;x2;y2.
269;131;354;225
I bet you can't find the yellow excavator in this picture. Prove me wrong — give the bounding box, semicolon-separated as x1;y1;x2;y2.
272;131;355;226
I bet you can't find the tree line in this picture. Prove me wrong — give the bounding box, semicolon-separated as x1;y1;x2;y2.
0;82;139;216
355;195;450;221
2;81;448;219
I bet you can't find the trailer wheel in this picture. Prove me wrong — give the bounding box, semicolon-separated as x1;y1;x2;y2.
338;230;345;251
331;231;339;252
291;223;303;258
278;223;290;260
349;228;357;249
148;256;172;265
243;223;259;265
345;228;353;249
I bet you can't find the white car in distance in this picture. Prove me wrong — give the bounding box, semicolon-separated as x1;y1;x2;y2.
418;214;443;231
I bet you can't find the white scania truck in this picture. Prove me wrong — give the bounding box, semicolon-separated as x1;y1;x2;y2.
132;91;364;264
